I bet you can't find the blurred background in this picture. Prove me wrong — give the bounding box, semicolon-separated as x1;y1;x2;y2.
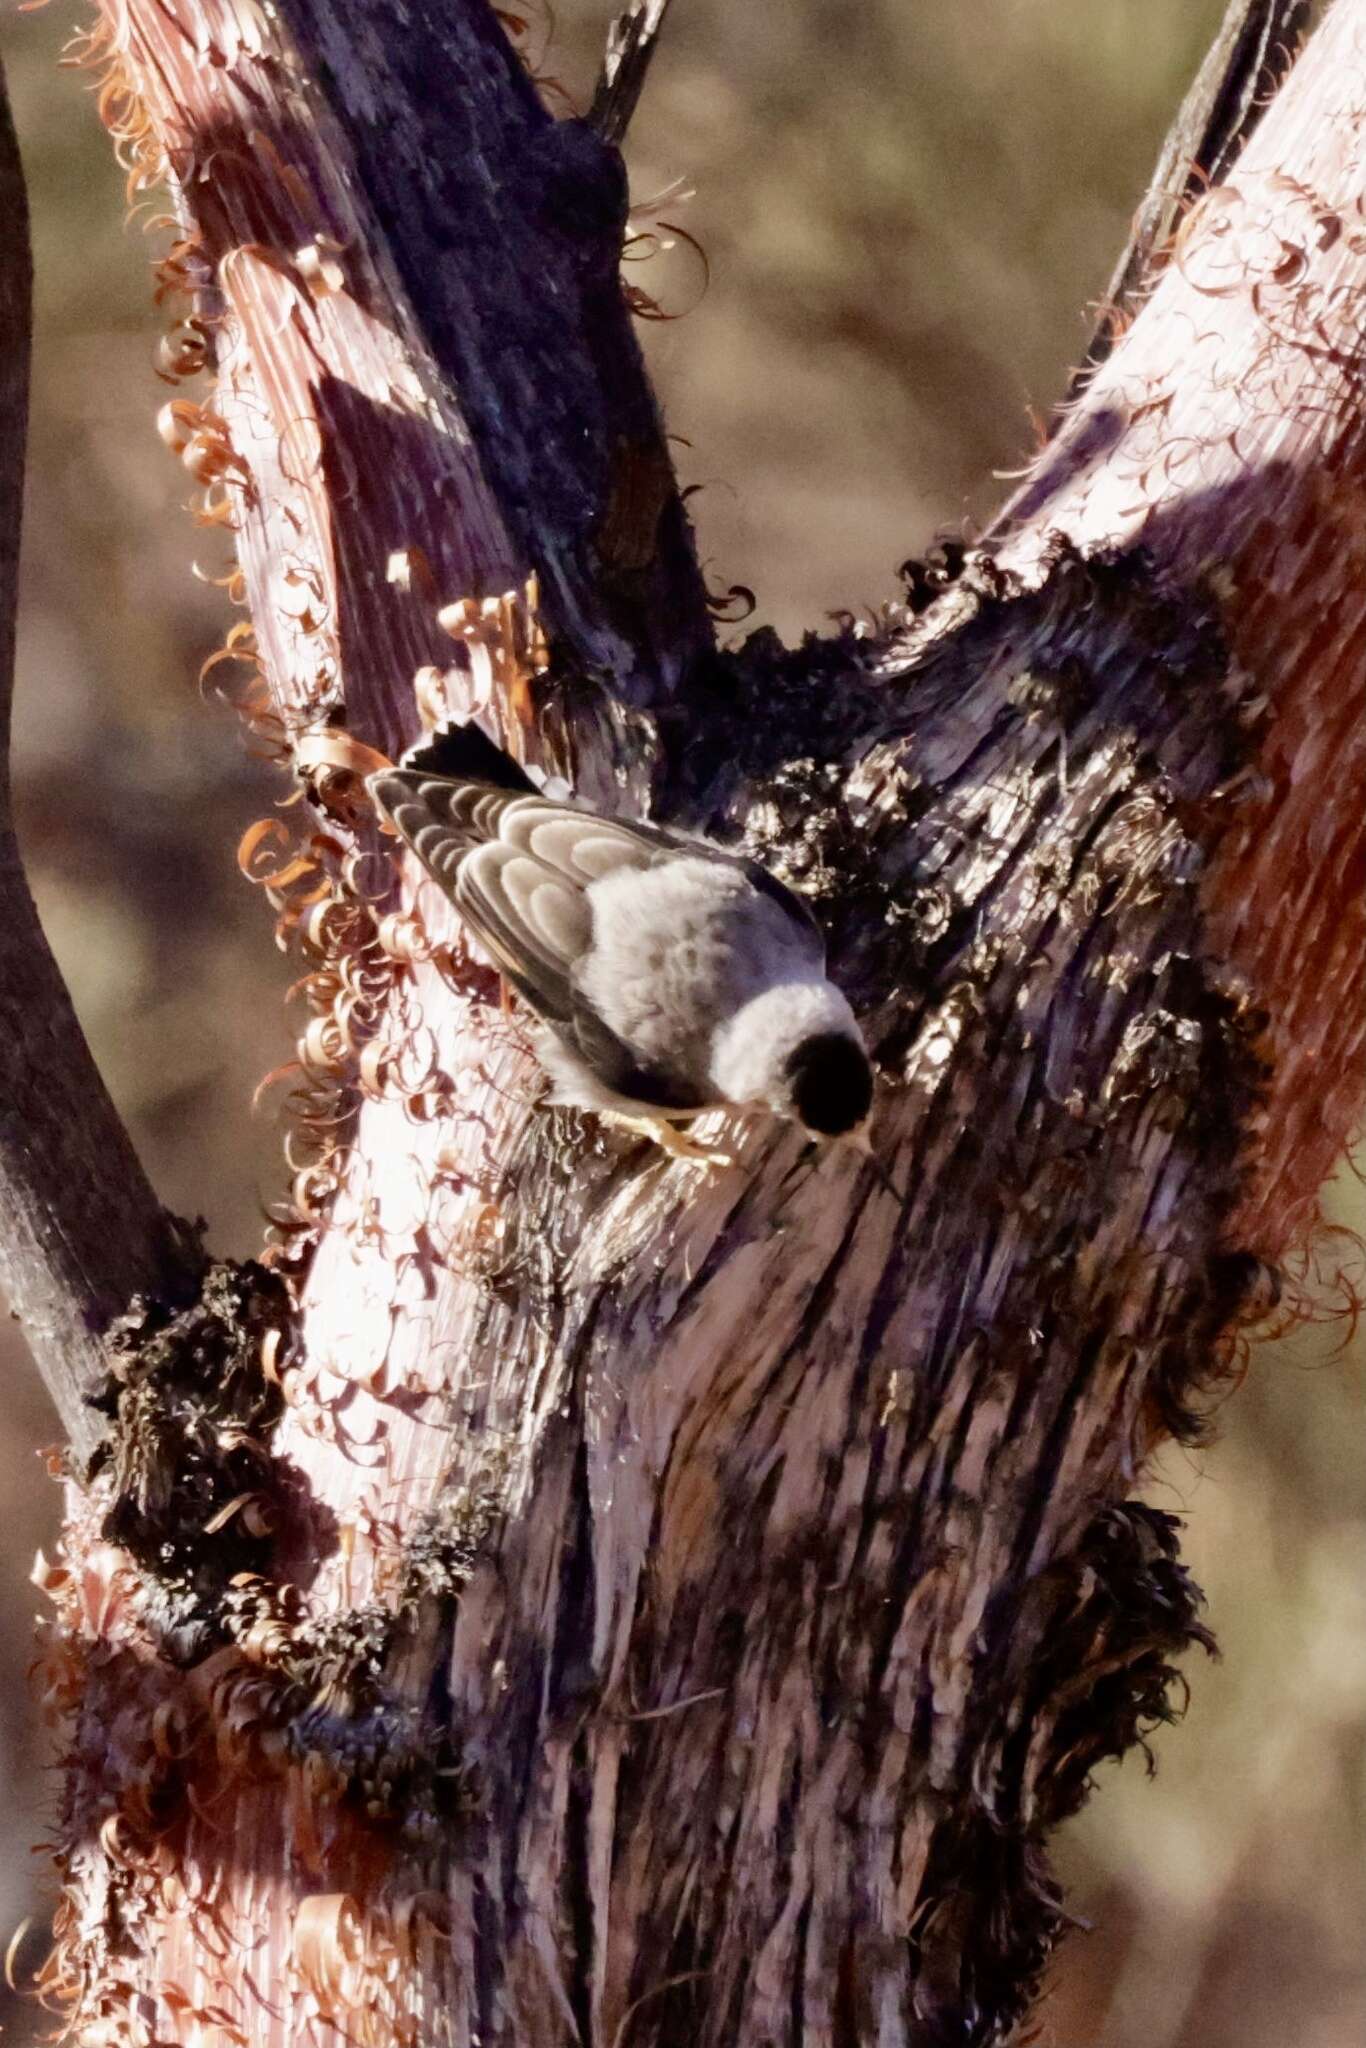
0;2;1360;2042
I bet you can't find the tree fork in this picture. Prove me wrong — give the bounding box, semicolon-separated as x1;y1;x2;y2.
12;2;1366;2045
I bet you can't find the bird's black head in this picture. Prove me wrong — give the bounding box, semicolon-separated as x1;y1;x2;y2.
785;1031;874;1138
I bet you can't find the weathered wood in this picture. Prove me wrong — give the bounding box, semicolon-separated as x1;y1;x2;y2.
1073;0;1313;392
0;55;199;1464
996;1;1366;1256
27;2;1366;2045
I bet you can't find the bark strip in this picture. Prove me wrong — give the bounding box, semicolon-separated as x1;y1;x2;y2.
1073;0;1312;393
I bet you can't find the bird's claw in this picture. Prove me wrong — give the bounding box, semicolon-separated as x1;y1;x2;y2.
602;1112;735;1171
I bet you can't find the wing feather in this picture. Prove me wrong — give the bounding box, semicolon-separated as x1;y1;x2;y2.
371;768;665;1025
498;802;675;881
453;845;591;1022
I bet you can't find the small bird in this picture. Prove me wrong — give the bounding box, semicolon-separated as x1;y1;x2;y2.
368;723;874;1161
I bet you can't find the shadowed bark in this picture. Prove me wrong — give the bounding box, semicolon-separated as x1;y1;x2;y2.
10;2;1366;2045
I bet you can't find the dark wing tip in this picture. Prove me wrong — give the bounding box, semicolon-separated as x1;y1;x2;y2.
399;720;539;793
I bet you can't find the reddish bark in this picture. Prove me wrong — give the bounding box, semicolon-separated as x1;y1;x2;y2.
998;5;1366;1256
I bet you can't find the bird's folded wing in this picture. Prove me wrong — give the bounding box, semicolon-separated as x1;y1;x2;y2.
371;769;676;1023
453;843;590;1022
371;765;825;1031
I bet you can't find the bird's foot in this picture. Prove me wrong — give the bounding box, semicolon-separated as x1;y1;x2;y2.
601;1111;735;1170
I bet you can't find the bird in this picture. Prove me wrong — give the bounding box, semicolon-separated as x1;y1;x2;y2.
368;721;875;1162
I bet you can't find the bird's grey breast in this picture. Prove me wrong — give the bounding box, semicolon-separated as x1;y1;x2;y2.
576;856;822;1084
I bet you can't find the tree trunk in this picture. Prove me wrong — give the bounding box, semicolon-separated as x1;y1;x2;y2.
11;2;1366;2044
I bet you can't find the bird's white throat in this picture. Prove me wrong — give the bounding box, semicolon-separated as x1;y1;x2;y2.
709;979;862;1110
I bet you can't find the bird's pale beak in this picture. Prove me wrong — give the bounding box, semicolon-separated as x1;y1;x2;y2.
841;1124;905;1201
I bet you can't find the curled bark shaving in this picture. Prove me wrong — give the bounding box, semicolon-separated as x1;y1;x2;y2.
1073;0;1313;393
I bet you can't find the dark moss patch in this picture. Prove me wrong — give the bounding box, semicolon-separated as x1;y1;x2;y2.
89;1258;293;1650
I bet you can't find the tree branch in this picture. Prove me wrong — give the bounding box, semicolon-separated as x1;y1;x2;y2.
275;0;710;703
589;0;674;148
994;0;1366;1257
0;53;201;1464
1072;0;1312;394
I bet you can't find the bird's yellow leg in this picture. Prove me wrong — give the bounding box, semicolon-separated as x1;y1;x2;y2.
601;1110;735;1168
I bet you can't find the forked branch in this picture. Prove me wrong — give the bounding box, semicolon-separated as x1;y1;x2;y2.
589;0;674;147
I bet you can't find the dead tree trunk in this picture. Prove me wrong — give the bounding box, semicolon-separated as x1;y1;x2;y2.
3;1;1364;2043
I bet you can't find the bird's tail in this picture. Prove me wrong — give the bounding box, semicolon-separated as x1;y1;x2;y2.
399;720;538;794
369;722;544;865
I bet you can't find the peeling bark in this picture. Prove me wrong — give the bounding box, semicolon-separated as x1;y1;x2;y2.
20;3;1366;2046
1074;0;1312;391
